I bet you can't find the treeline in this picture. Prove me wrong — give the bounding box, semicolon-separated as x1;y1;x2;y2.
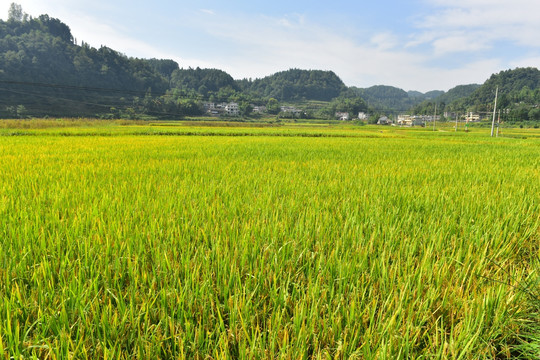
0;7;361;120
237;69;347;102
2;4;540;122
0;7;171;118
464;67;540;122
411;68;540;123
349;85;418;113
410;84;480;116
0;8;354;119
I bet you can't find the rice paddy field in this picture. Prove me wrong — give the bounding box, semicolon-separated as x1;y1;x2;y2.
0;120;539;359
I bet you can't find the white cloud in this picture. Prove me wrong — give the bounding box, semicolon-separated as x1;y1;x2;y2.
415;0;540;52
431;33;490;55
173;12;487;91
200;9;216;16
510;56;540;69
370;32;399;51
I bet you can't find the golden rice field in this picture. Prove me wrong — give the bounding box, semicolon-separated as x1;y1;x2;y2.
0;121;539;359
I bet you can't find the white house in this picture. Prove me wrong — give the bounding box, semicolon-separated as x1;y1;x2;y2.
377;116;391;125
465;112;480;122
252;105;266;113
397;115;413;126
280;106;302;117
336;112;349;121
225;103;239;116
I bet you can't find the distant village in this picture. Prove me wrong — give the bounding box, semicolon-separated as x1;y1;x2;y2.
202;102;300;117
203;102;483;126
384;113;481;126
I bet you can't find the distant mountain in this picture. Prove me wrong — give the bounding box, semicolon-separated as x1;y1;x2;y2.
0;15;169;117
407;91;425;99
146;58;180;79
424;90;445;99
239;69;347;101
453;67;540;121
435;84;480;104
2;9;539;121
361;85;409;101
462;67;540;109
409;68;540;122
406;90;444;101
170;67;239;95
0;18;170;92
347;85;429;112
408;84;479;115
360;85;411;111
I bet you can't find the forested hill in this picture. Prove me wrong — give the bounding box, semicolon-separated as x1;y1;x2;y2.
0;10;350;117
410;68;540;123
409;84;479;115
238;69;347;101
171;68;239;96
435;84;480;104
451;67;540;121
462;68;540;110
346;85;437;112
3;7;540;122
357;85;411;111
0;14;173;117
0;17;171;93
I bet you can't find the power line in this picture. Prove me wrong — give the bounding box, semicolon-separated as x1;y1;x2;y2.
0;87;193;118
0;87;127;108
0;79;206;100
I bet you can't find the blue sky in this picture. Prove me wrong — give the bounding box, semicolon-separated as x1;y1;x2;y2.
4;0;540;92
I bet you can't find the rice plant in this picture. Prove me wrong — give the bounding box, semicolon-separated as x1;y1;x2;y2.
0;124;538;358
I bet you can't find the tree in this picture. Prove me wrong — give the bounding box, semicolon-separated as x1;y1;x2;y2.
16;105;27;118
368;113;381;124
243;69;346;101
266;98;280;115
6;105;27;118
8;3;24;22
239;101;253;116
528;108;540;121
6;106;16;118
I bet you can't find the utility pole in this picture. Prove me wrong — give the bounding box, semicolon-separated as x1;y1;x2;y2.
491;86;498;137
455;113;458;132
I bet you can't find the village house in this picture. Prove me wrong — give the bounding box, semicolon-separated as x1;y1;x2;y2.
203;102;240;116
397;115;413;126
280;106;302;117
225;103;239;116
358;112;368;120
465;112;480;122
335;112;349;121
203;102;224;116
397;114;442;126
377;116;392;125
397;115;425;126
252;105;266;114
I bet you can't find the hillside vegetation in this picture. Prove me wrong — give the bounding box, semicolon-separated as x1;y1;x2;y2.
351;85;416;112
464;67;540;122
238;68;347;102
412;68;540;124
1;6;540;123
